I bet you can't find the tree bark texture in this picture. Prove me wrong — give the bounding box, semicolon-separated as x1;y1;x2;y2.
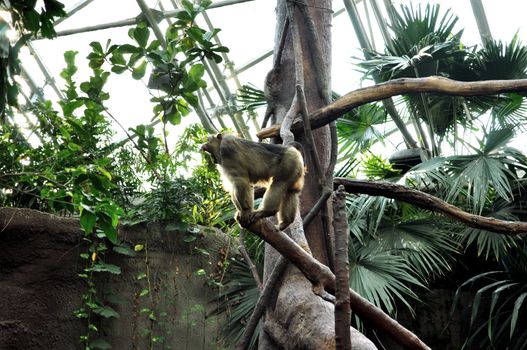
259;1;375;349
333;186;352;349
248;219;427;350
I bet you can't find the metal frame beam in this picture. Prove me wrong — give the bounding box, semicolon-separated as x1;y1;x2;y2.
35;0;254;39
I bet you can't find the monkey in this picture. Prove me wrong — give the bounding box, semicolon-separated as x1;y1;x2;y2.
201;133;304;230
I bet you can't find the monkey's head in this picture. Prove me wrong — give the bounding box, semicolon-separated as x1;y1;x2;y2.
201;133;223;164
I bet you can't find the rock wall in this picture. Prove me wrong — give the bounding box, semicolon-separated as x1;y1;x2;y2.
0;208;232;350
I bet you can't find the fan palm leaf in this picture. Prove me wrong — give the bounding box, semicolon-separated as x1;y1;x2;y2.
215;257;260;349
373;218;458;281
336;103;389;161
350;242;424;315
460;199;522;260
453;245;527;349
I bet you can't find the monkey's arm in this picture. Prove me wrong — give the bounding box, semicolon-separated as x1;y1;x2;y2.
230;177;255;227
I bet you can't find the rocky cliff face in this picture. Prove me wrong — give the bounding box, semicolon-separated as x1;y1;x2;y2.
0;208;231;350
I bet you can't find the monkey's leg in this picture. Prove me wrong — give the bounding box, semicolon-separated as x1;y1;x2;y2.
252;181;288;222
278;191;299;230
231;177;255;227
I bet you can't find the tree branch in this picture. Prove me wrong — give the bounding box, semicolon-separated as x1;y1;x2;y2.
333;186;352;350
244;219;430;350
334;178;527;234
257;76;527;139
239;229;262;289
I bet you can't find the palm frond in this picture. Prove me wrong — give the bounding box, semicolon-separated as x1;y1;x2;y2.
236;84;266;112
350;243;424;315
389;3;461;57
336;103;388;160
215;257;261;349
375;218;458;280
470;34;527;80
453;244;527;349
347;193;394;243
460;200;521;260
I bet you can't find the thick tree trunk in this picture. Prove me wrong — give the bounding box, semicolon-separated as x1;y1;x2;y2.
259;1;375;348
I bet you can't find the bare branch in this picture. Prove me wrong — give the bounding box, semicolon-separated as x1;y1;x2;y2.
257;76;527;139
333;186;352;350
303;187;332;229
244;218;431;350
335;178;527;235
239;229;262;289
239;200;333;350
297;85;324;180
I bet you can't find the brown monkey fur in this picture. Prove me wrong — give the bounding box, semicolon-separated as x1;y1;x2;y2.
201;133;304;230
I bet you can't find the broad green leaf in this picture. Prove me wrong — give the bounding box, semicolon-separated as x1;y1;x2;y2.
91;263;121;274
113;245;136;257
132;25;150;48
80;210;96;234
188;64;205;81
132;60;148;80
90;41;104;54
93;306;119;318
89;339;111;350
118;44;141;54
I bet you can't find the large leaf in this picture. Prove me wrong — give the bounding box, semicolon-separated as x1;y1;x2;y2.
214;258;261;349
337;103;389;160
350;244;423;315
375;218;458;280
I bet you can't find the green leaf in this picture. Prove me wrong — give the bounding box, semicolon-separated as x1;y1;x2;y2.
118;44;141;54
67;142;81;151
91;263;121;274
61;100;84;116
89;339;112;350
6;83;18;107
110;51;126;65
194;269;206;276
113;245;136;257
80;210;96;234
132;60;148;80
187;27;205;44
184;235;196;243
111;66;127;74
139;289;149;297
90;41;104;54
188;64;205;81
510;292;527;338
23;9;40;32
132;25;150;48
93;305;120;318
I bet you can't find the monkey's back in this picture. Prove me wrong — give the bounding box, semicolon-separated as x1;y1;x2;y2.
219;135;301;185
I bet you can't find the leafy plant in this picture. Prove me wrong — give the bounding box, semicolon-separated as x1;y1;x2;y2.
453;243;527;349
216;257;261;349
0;0;66;117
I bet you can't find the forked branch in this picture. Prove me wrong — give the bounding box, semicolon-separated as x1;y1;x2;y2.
244;218;431;350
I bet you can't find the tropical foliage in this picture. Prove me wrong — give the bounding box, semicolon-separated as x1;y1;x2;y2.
230;3;527;348
2;0;527;349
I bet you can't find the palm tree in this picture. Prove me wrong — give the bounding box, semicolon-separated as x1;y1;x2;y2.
341;3;527;348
